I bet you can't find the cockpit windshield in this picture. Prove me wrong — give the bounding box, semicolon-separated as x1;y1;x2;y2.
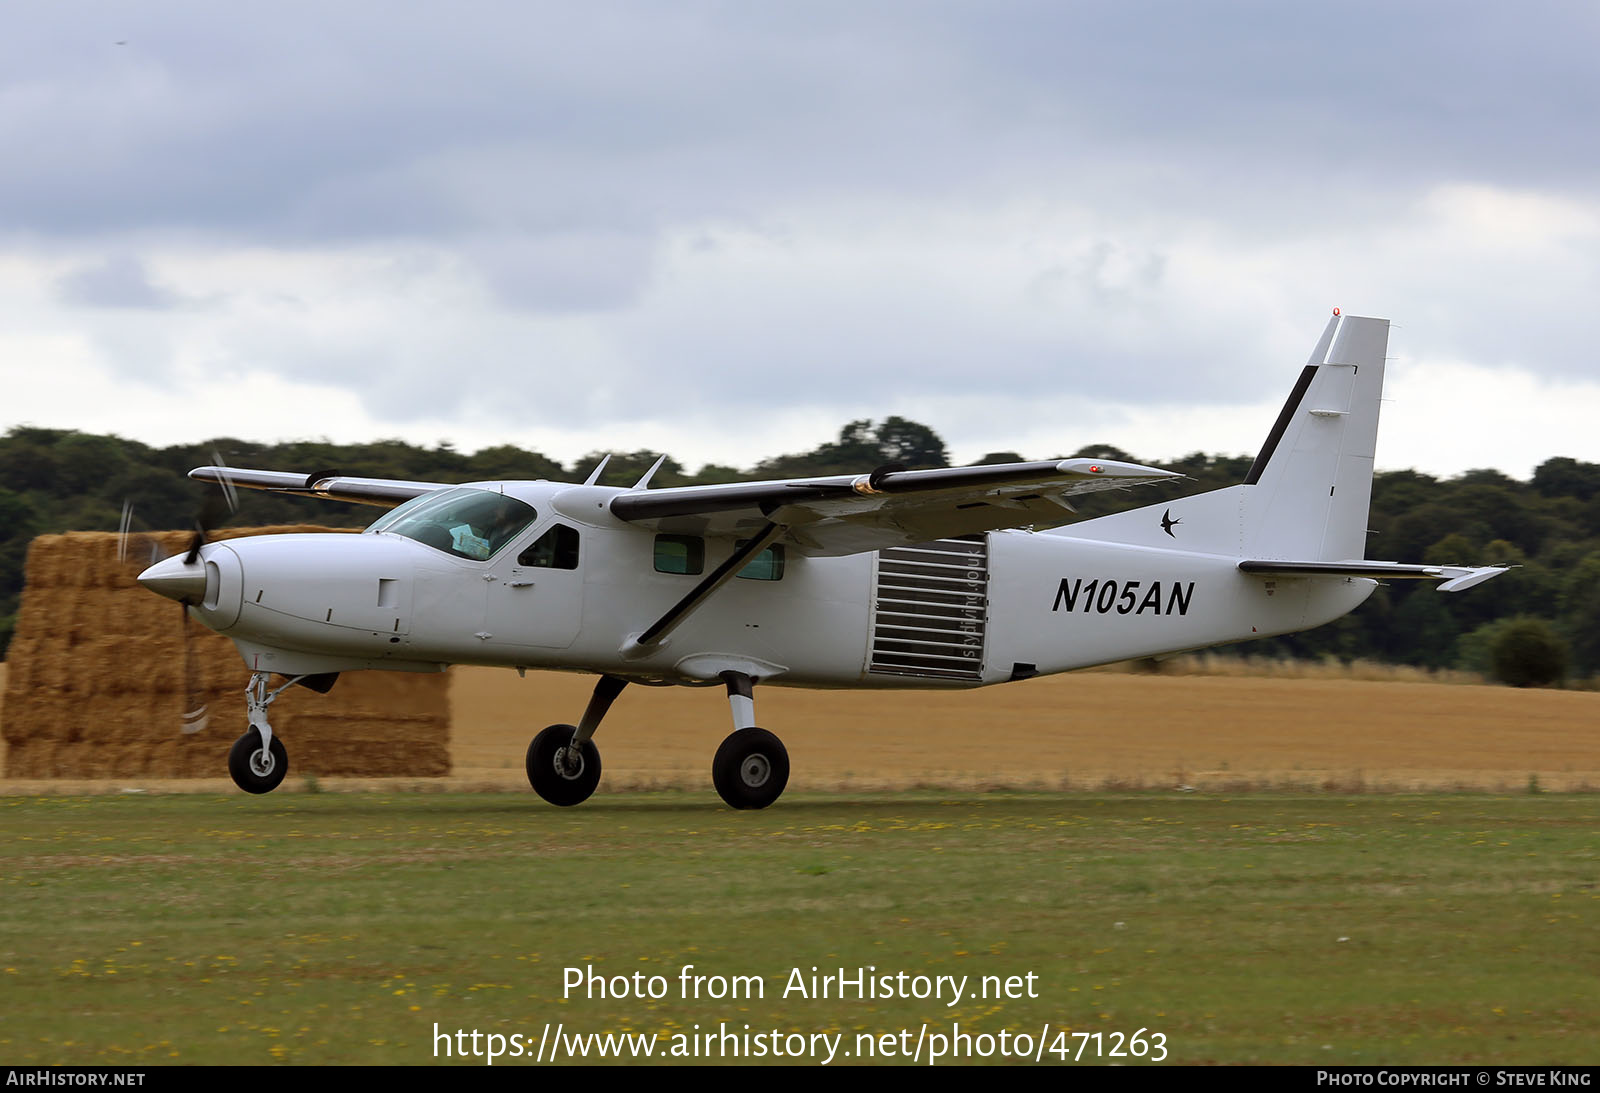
366;488;536;561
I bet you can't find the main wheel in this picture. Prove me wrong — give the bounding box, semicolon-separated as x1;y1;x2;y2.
526;724;602;806
228;727;288;794
712;727;789;810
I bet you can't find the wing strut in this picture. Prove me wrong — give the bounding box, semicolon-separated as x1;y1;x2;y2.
621;521;786;657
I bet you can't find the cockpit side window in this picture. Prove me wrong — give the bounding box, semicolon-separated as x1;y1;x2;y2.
519;524;580;569
369;488;537;561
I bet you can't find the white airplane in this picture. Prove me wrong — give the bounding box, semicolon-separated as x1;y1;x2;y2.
137;312;1506;808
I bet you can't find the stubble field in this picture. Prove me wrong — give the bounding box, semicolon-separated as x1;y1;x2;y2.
444;665;1600;795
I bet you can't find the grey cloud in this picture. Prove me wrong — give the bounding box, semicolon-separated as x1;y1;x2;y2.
6;3;1596;245
56;254;182;309
468;231;657;313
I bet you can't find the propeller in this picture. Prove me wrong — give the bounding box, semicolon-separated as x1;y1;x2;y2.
183;453;239;564
120;451;240;737
118;451;239;570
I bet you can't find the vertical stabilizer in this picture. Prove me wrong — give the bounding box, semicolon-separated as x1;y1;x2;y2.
1241;314;1388;561
1061;313;1390;563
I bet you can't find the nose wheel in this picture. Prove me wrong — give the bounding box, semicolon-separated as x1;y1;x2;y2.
228;727;288;794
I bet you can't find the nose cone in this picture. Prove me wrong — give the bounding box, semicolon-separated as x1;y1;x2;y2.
138;554;207;604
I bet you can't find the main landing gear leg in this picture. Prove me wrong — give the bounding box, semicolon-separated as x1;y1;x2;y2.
711;671;789;810
526;674;626;806
228;671;296;794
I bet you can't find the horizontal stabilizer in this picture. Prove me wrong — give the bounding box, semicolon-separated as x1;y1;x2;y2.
1237;559;1511;593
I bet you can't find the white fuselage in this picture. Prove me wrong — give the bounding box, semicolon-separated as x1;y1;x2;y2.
184;480;1374;689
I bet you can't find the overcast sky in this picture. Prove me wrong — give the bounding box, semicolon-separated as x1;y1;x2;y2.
3;1;1598;479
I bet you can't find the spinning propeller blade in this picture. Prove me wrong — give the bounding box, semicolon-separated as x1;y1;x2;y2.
183;453;238;565
179;602;210;736
115;501;164;568
123;452;238;735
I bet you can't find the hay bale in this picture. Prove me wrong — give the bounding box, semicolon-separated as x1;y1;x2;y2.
3;529;451;779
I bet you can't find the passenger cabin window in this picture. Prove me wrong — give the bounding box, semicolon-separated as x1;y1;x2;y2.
653;534;704;575
519;524;580;569
366;488;536;561
736;541;785;581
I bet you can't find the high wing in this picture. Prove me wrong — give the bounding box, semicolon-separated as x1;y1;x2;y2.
606;458;1180;556
192;458;1180;556
189;467;450;507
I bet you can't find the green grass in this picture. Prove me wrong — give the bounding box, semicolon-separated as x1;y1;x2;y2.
0;791;1595;1065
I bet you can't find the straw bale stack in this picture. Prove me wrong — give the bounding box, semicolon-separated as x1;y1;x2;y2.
3;528;450;779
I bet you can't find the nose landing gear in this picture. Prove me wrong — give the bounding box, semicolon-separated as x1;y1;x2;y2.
227;671;296;794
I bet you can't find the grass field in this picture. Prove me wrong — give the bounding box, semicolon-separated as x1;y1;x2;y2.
1;792;1595;1066
4;662;1599;1065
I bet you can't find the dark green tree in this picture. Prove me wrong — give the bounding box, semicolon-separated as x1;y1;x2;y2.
465;445;567;482
1489;617;1569;687
1558;553;1600;676
1388;586;1460;669
874;417;948;469
1532;457;1600;501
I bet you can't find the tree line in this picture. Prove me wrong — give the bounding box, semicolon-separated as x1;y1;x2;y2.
2;421;1597;682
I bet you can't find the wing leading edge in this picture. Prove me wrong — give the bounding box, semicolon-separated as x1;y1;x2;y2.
608;458;1181;556
189;467;449;507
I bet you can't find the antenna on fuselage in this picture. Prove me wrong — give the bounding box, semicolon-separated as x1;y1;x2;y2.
582;454;612;486
631;453;669;490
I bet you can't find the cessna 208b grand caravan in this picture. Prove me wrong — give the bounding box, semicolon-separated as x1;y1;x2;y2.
138;313;1505;809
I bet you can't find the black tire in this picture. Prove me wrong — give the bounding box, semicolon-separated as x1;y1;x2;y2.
526;724;602;807
712;727;789;810
228;728;288;794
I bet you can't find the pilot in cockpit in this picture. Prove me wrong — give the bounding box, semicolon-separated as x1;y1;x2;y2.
453;497;530;560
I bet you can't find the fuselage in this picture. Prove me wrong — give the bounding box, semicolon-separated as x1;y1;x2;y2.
153;480;1375;689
